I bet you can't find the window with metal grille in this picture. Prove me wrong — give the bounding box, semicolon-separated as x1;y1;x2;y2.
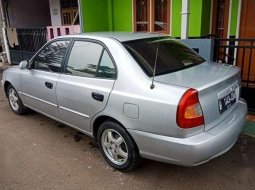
215;0;226;38
133;0;170;33
134;0;150;32
153;0;169;32
60;0;79;25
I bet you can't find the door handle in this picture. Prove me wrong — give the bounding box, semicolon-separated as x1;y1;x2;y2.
45;81;53;89
92;92;104;102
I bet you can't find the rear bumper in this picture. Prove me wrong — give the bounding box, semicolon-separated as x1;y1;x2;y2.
128;98;247;166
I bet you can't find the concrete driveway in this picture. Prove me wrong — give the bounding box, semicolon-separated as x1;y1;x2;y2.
0;72;255;190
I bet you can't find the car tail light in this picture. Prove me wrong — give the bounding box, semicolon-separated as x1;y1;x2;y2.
177;88;204;129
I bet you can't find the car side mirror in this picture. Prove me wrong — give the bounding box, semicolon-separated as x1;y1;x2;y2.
19;60;28;69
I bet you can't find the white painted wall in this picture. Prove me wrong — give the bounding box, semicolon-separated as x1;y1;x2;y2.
49;0;62;26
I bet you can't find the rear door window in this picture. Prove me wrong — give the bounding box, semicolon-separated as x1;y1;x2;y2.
65;41;102;77
65;40;116;79
97;50;116;79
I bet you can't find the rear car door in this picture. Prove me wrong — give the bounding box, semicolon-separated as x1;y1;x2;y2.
57;39;116;132
20;39;71;119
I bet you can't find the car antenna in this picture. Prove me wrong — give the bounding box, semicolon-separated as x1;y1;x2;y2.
150;32;161;89
151;5;164;90
150;37;159;89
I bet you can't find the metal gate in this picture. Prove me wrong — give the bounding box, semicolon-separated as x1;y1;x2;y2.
214;38;255;111
8;28;47;64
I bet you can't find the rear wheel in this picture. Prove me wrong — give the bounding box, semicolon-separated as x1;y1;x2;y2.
7;85;27;115
97;121;140;171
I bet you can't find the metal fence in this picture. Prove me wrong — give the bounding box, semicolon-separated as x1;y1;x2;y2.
214;38;255;111
9;28;47;64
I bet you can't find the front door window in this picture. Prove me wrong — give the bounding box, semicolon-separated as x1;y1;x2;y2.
32;40;70;73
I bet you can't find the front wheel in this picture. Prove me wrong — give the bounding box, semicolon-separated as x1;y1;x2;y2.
7;85;27;115
97;121;141;171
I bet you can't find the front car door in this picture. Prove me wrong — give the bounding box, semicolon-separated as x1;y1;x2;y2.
57;39;116;133
20;39;71;119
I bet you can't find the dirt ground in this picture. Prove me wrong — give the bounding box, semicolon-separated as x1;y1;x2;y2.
0;72;255;190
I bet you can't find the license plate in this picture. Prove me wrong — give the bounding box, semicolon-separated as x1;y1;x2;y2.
218;90;236;115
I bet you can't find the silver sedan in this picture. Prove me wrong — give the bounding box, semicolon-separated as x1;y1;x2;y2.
1;33;247;171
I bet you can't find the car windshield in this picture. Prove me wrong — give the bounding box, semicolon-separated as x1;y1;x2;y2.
123;37;205;77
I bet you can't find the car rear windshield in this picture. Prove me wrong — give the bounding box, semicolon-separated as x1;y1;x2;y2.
123;37;205;77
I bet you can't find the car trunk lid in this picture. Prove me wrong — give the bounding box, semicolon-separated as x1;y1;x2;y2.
155;61;241;131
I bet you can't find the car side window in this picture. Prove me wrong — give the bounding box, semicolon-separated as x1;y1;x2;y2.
32;40;70;73
97;50;116;79
65;40;116;79
66;41;103;77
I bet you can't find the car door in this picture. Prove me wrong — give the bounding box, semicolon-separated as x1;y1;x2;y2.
57;40;116;133
20;39;71;119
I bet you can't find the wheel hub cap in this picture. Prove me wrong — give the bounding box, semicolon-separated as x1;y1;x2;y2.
9;89;19;111
101;129;128;165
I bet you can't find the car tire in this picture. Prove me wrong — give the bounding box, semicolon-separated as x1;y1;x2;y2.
97;121;141;171
7;85;27;115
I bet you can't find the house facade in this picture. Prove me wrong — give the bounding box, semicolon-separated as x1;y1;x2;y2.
2;0;253;62
79;0;253;40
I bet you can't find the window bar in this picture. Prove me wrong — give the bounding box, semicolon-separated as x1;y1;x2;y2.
247;41;254;87
241;47;246;84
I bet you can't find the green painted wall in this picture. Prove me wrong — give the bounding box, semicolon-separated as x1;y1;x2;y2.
108;0;113;31
189;0;203;37
201;0;211;36
82;0;109;32
230;0;239;36
82;0;132;32
171;0;182;37
112;0;132;31
171;0;205;37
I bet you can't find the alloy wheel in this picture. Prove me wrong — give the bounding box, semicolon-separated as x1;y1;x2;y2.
101;129;128;165
9;88;19;111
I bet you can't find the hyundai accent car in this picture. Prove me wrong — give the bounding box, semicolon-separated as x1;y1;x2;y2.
1;33;247;171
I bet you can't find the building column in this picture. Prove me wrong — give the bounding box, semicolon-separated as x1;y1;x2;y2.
49;0;62;26
78;0;84;32
0;0;11;63
181;0;190;39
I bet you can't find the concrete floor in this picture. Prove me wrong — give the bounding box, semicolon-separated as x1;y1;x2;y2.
0;72;255;190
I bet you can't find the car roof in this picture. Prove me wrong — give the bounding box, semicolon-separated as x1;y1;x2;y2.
57;32;172;42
